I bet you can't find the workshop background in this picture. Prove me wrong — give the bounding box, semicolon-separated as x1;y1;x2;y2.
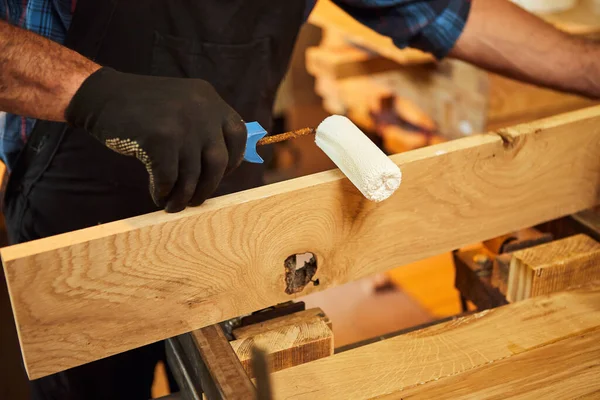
1;0;599;398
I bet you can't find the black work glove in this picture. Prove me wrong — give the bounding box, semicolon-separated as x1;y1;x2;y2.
65;67;247;213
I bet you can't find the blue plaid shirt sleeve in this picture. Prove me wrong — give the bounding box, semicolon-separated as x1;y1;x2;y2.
331;0;472;59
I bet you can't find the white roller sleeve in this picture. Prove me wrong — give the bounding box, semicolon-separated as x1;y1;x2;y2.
315;115;402;202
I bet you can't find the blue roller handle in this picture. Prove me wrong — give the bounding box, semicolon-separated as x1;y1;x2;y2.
244;121;268;164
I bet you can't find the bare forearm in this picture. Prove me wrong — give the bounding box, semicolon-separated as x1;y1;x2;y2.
0;20;100;121
449;0;600;99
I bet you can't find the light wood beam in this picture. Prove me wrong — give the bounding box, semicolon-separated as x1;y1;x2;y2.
381;329;600;400
2;106;600;379
270;286;600;399
507;233;600;302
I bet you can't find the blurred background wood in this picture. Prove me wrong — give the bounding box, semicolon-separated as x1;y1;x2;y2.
302;0;599;154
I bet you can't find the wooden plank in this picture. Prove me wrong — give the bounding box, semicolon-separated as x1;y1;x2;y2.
527;234;600;298
380;329;600;400
507;234;600;302
2;106;600;379
270;286;600;399
233;308;330;340
191;325;255;400
231;318;333;378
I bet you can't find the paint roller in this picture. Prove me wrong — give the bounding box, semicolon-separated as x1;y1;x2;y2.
244;115;402;202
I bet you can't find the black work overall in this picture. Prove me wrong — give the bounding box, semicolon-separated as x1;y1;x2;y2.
3;1;306;398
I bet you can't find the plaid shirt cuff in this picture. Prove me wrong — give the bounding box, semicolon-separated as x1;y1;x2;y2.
404;0;472;59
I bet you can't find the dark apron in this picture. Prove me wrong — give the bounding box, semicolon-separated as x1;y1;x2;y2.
3;0;305;398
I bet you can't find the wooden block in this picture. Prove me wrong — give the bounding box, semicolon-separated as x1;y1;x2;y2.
384;329;600;399
487;228;554;296
191;325;255;400
2;106;600;379
507;234;600;302
270;286;600;399
231;318;333;379
233;308;330;340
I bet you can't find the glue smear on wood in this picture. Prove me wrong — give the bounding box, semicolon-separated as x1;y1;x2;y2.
315;115;402;202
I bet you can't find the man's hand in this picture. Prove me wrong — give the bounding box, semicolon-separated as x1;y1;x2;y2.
0;21;246;212
449;0;600;99
65;67;247;212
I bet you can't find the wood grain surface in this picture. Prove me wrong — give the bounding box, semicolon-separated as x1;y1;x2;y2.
507;234;600;301
192;325;255;400
231;318;333;378
381;329;600;400
2;106;600;379
270;286;600;399
232;308;330;340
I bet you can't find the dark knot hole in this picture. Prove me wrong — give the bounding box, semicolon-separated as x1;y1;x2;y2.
284;252;318;295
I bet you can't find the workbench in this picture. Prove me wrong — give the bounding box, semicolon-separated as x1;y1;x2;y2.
158;287;600;400
154;209;600;400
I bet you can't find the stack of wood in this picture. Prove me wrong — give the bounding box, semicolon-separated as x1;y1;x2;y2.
305;0;599;154
304;29;480;153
